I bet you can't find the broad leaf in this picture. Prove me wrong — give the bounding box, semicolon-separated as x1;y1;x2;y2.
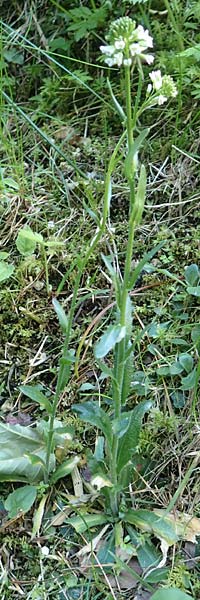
94;324;126;359
20;385;52;414
125;509;178;545
178;353;193;373
187;285;200;297
72;401;112;449
117;401;152;473
16;226;43;255
5;485;37;518
181;368;197;390
184;264;199;286
0;260;14;282
0;422;55;482
151;588;193;600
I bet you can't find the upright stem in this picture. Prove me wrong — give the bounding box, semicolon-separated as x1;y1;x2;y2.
110;66;136;514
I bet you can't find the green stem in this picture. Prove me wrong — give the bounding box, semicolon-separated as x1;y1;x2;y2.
163;0;184;51
45;132;126;478
110;66;136;515
41;245;50;295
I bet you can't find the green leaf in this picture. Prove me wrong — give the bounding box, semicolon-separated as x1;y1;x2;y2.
133;164;147;225
117;401;152;473
127;525;161;569
107;78;126;122
150;588;194;600
72;401;112;449
0;422;55;482
94;324;126;359
181;368;197;390
128;242;165;290
0;261;14;282
184;264;199;286
67;513;109;533
187;285;200;297
125;509;178;545
169;362;183;376
16;226;43;255
124;129;149;180
20;385;53;414
5;485;37;518
191;325;200;345
31;494;48;539
50;456;79;484
52;298;69;333
178;353;193;374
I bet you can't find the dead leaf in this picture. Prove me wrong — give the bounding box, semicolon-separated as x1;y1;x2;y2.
154;510;200;543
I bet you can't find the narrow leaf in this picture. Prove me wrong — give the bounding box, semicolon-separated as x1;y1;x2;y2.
124;129;149;180
107;78;126;121
20;385;52;414
50;456;79;484
52;298;69;332
94;324;126;359
128;241;165;290
125;509;178;545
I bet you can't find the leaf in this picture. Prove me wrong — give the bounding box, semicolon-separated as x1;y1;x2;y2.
133;164;147;225
184;264;199;286
191;325;200;345
124;129;149;180
20;385;53;414
107;78;126;122
181;368;197;390
72;401;112;448
128;241;165;290
0;422;55;482
52;298;69;333
154;509;200;543
67;513;109;534
5;485;37;518
31;494;48;539
125;509;178;545
117;401;152;473
178;353;193;374
187;285;200;297
16;226;43;255
0;261;14;282
151;588;193;600
127;525;161;569
94;324;126;359
50;456;79;484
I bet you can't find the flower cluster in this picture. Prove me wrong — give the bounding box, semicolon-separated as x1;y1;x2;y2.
147;70;178;105
100;16;154;68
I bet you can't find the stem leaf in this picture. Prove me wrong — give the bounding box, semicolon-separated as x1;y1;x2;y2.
94;324;126;359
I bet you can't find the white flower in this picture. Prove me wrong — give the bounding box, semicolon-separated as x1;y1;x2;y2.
105;57;116;66
114;39;126;50
41;546;50;557
136;25;153;48
114;52;123;66
144;54;154;65
123;58;132;67
156;94;168;105
100;45;115;55
149;69;163;90
130;43;142;56
147;83;152;94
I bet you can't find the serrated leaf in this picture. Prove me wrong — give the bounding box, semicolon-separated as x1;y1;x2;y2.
20;385;52;414
94;324;126;359
0;261;14;282
179;353;193;373
5;485;37;518
72;401;112;448
184;263;199;286
117;401;152;473
52;298;69;333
